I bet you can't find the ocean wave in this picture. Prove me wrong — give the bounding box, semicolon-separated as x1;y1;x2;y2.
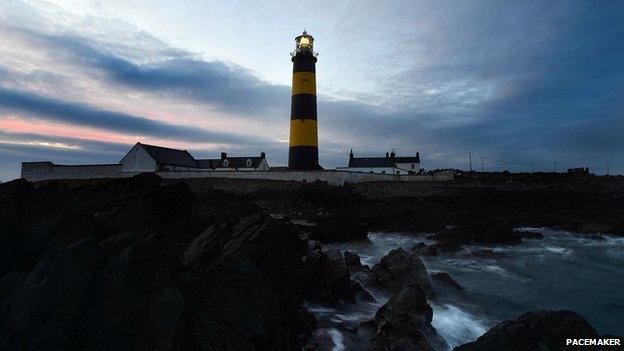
431;303;489;350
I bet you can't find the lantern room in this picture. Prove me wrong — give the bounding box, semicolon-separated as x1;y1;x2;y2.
294;31;314;54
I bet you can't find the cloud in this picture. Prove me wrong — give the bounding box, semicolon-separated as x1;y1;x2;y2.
0;85;281;146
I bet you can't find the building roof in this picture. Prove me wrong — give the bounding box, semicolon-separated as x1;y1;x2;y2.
348;157;395;168
138;143;201;168
196;156;265;169
348;152;420;168
395;155;420;164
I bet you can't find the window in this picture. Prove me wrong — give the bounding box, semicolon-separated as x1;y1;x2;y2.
381;171;386;174
246;159;252;167
223;159;229;167
411;164;415;169
396;171;400;174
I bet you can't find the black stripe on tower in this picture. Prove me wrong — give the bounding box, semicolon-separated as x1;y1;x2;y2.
292;53;317;73
290;94;317;120
288;146;319;170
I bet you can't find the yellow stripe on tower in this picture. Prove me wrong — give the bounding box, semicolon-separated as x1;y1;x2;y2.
292;72;316;95
289;119;318;147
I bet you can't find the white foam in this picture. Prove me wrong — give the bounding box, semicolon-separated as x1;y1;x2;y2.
327;328;345;351
431;303;489;350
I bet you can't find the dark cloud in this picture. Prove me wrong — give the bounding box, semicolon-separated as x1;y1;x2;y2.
0;85;281;146
17;30;290;116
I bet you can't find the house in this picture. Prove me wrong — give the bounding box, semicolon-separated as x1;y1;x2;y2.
336;150;420;175
120;142;202;172
196;152;269;171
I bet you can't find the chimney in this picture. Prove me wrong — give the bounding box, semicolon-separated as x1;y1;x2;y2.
415;152;420;163
349;149;354;160
260;152;266;158
221;152;227;160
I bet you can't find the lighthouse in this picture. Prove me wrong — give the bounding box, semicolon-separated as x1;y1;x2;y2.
289;31;319;170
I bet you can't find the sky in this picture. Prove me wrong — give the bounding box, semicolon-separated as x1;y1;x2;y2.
0;0;623;181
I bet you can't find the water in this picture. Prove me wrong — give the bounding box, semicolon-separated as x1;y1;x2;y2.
309;229;624;350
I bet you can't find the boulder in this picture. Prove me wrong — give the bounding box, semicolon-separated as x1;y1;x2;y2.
412;242;426;251
431;221;522;252
371;285;444;351
372;248;433;297
432;272;462;291
309;248;356;302
454;311;600;351
350;265;384;290
344;250;362;266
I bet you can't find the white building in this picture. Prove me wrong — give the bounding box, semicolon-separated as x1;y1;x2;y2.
119;143;269;172
120;142;202;172
337;150;420;175
196;152;269;171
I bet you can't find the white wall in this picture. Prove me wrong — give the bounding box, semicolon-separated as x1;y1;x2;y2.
396;162;420;172
21;162;452;185
120;144;157;172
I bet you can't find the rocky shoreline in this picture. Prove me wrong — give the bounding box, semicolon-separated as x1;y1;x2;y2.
0;173;622;350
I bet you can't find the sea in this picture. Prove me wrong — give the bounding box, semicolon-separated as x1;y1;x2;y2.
308;228;624;350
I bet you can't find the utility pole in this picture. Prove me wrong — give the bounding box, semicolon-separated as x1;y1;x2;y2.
481;157;485;172
469;152;473;172
531;163;535;173
554;161;557;173
606;163;610;175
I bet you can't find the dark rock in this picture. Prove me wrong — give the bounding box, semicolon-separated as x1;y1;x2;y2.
0;238;96;350
515;230;545;239
412;242;426;251
344;250;362;266
0;270;27;306
371;285;444;351
415;245;438;257
352;280;377;303
309;214;369;242
431;221;522;252
186;214;310;350
372;248;433;297
134;288;185;351
350;265;384;290
463;249;505;259
432;272;462;291
309;248;355;302
454;311;600;351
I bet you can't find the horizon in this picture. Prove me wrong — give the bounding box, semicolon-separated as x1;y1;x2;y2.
1;0;623;181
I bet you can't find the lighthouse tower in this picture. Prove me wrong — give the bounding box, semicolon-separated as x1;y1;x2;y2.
289;31;319;170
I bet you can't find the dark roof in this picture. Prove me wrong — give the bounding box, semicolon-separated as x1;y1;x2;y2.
139;143;200;168
349;157;395;168
395;156;420;164
197;156;265;169
348;153;420;168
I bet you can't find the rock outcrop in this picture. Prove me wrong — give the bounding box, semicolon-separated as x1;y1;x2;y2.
454;311;600;351
372;248;434;297
0;175;315;350
432;272;462;291
371;285;445;351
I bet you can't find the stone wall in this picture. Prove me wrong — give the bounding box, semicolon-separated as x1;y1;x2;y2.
21;162;453;185
154;170;453;186
21;162;123;182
